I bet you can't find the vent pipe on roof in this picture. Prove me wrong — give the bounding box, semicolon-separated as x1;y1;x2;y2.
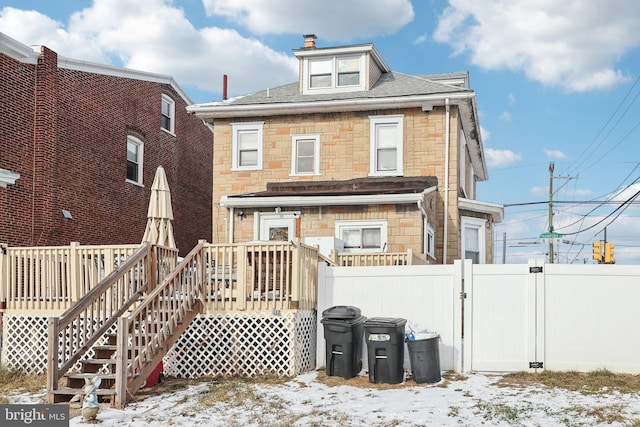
223;74;228;100
303;34;317;49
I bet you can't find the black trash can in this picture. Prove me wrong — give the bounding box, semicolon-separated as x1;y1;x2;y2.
364;317;407;384
321;306;366;379
407;333;441;383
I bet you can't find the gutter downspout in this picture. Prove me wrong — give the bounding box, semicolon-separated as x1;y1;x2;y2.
443;98;450;264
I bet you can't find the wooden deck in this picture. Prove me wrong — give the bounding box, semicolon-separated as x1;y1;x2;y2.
0;240;320;407
0;239;424;407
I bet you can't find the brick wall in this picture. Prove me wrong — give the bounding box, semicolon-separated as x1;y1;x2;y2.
0;46;212;255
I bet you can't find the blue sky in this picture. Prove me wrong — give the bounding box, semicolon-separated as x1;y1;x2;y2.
2;0;640;264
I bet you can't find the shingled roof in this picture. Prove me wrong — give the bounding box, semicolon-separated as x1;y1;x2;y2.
196;71;470;108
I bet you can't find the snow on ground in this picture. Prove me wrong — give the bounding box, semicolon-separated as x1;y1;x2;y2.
8;370;640;426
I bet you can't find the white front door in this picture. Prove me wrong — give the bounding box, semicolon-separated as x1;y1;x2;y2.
258;213;297;241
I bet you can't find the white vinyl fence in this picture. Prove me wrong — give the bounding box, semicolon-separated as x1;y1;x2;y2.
317;261;463;373
318;260;640;374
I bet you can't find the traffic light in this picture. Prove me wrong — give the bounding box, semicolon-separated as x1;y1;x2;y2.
605;243;615;264
592;241;602;262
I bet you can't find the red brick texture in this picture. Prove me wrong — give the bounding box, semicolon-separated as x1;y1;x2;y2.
0;46;212;255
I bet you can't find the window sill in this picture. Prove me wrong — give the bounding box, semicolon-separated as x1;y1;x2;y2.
161;127;176;137
126;179;144;188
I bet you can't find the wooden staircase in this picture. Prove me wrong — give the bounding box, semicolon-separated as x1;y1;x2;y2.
51;333;122;404
47;242;205;408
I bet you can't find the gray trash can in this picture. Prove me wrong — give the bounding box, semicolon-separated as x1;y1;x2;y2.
321;306;366;379
407;333;441;383
364;317;406;384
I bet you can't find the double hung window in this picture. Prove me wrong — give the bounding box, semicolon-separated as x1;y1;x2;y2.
232;122;264;171
126;135;143;185
369;115;404;176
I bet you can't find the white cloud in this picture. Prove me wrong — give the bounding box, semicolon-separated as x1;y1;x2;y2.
543;148;568;159
508;93;516;104
202;0;414;41
433;0;640;92
499;111;512;121
0;0;298;99
480;125;490;141
485;148;522;168
413;33;428;45
531;186;547;196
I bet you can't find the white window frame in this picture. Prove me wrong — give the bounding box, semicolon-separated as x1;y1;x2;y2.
231;122;264;171
424;222;435;259
290;134;320;176
335;220;388;253
161;94;175;135
369;115;404;176
303;54;365;94
126;135;144;186
461;216;487;264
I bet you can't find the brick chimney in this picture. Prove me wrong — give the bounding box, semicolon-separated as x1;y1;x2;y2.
303;34;317;49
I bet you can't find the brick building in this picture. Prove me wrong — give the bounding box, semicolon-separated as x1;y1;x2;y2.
0;33;212;255
189;35;503;264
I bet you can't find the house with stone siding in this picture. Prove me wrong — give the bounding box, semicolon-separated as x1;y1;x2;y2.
0;32;212;255
188;35;503;264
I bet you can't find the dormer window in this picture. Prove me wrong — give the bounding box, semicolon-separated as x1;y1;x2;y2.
294;39;390;95
304;55;364;93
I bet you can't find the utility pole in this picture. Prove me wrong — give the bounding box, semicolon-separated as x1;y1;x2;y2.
544;162;578;264
548;163;555;263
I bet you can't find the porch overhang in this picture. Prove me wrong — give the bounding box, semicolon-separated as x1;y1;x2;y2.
220;188;437;208
458;197;504;223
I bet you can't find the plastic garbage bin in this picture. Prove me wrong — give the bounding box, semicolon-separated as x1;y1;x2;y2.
364;317;407;384
407;333;441;383
321;306;366;379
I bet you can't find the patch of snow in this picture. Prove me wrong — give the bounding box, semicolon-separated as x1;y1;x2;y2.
9;371;640;426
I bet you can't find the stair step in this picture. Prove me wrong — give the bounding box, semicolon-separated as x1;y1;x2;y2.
66;373;117;380
94;345;117;351
52;387;117;396
81;358;117;365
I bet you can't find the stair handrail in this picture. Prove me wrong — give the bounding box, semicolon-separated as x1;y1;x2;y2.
115;241;206;407
47;243;154;401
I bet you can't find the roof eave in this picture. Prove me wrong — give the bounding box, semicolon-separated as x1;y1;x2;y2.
220;188;437;208
188;91;475;118
459;197;504;223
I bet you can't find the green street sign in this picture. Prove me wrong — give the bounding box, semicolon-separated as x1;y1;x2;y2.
540;232;563;238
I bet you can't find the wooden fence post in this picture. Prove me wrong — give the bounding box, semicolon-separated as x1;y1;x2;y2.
237;245;247;311
0;243;6;310
115;316;129;409
290;241;300;309
47;317;59;403
149;244;157;294
69;242;80;304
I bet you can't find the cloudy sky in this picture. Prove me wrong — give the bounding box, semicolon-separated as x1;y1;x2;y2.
2;0;640;263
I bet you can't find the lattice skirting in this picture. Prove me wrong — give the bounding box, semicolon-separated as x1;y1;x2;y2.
163;310;317;378
0;314;117;375
0;311;317;378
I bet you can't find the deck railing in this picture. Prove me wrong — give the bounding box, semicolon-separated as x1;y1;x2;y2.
0;242;141;313
115;241;205;407
46;243;178;402
202;241;318;312
330;248;429;266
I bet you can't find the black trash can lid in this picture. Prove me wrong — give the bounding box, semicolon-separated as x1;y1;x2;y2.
322;305;361;319
364;317;407;327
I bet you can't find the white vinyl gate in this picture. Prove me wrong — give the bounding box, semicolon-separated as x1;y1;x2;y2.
318;260;640;374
